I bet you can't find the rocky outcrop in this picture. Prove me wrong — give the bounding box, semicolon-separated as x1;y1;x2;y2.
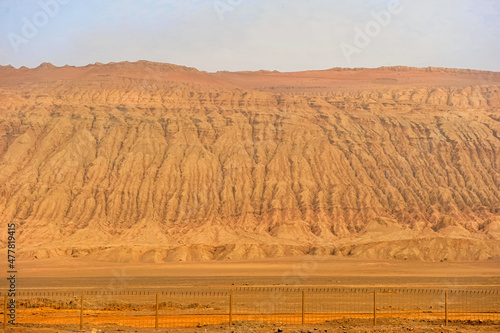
0;62;499;262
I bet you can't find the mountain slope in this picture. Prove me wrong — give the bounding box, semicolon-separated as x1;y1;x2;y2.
0;62;499;262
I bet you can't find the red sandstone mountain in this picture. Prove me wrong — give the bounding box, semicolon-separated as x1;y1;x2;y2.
0;61;499;262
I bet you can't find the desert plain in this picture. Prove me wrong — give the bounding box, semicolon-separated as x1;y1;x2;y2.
0;62;500;332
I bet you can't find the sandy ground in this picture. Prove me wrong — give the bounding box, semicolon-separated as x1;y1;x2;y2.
2;257;498;332
1;321;499;333
12;256;500;278
4;257;498;290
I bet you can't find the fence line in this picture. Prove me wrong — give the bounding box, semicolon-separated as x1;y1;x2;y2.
4;287;499;297
1;288;499;330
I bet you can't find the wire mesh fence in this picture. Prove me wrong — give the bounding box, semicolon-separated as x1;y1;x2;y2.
233;287;303;324
15;291;81;327
159;290;229;327
0;288;498;330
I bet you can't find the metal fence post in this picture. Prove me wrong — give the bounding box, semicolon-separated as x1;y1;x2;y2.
445;291;448;326
373;291;377;326
80;292;84;330
229;289;233;327
156;293;159;330
302;290;305;325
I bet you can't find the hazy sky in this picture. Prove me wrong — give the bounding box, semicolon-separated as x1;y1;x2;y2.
0;0;499;72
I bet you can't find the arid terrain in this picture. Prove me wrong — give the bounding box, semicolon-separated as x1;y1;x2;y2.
0;62;500;264
5;257;500;333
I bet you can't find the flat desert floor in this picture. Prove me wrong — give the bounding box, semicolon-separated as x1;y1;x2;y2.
1;257;499;332
9;256;500;290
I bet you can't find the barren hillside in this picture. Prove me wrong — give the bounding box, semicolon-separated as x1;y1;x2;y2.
1;61;499;262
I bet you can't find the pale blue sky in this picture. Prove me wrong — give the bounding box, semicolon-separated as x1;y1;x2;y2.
0;0;499;71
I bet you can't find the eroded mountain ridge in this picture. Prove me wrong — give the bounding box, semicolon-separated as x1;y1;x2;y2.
0;62;499;262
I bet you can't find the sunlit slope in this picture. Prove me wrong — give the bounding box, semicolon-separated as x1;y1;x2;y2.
0;62;499;262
